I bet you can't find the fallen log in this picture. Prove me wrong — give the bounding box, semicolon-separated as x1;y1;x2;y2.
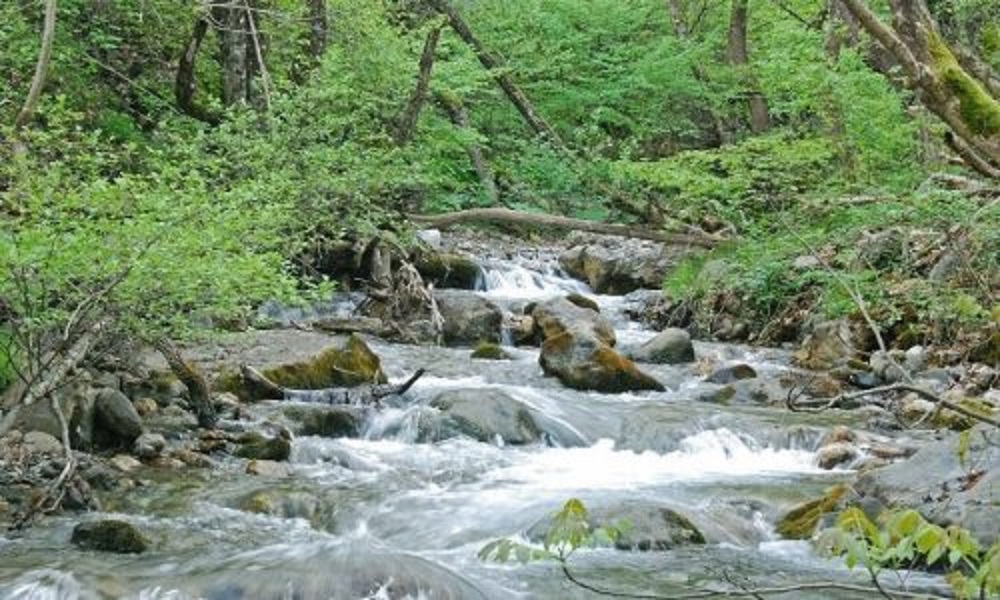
409;208;721;248
241;365;426;407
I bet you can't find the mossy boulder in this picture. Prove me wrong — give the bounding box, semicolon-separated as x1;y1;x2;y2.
775;484;848;540
235;431;292;461
218;335;386;401
565;293;600;312
71;519;149;553
528;501;706;551
471;342;512;360
414;251;481;289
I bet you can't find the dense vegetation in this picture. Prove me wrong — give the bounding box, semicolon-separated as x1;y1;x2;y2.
1;0;998;383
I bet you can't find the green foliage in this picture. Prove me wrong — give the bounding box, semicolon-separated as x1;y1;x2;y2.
820;507;999;599
479;498;627;564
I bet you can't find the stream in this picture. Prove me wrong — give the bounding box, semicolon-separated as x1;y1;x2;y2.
0;258;947;599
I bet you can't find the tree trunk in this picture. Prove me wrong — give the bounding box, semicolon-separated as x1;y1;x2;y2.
13;0;58;134
307;0;328;61
839;0;1000;173
409;208;722;248
212;2;252;107
395;24;443;145
666;0;728;145
436;91;499;202
176;17;220;124
153;339;217;429
427;0;566;150
727;0;770;133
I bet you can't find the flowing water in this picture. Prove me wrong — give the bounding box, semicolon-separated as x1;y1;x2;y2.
0;259;945;599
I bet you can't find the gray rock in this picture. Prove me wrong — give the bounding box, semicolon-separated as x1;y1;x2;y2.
133;432;166;460
22;431;63;456
429;389;541;445
794;319;856;370
816;442;860;470
434;291;503;345
559;236;698;294
279;405;362;438
71;519;148;554
416;229;442;250
631;328;695;364
870;350;907;383
706;364;757;384
527;501;706;551
904;345;927;373
853;423;999;545
93;388;143;447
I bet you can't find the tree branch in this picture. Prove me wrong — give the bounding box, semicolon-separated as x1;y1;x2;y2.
13;0;58;134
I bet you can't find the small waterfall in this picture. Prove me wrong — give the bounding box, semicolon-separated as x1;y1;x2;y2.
478;261;589;300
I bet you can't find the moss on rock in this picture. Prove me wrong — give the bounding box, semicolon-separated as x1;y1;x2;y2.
471;342;512;360
775;484;848;540
71;520;149;554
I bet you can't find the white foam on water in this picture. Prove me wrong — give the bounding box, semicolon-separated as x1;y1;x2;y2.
479;264;589;300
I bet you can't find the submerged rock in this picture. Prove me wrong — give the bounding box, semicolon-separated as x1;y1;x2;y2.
630;328;695;364
71;519;149;554
219;335;386;401
279;405;363;438
705;363;757;384
428;389;541;445
434;291;503;346
236;431;292;461
528;501;705;551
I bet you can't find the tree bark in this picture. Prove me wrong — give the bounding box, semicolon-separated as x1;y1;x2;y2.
727;0;770;133
13;0;58;134
436;91;499;202
395;24;443;145
153;338;217;429
409;208;722;247
211;2;252;107
839;0;1000;172
307;0;328;61
175;17;220;124
427;0;566;150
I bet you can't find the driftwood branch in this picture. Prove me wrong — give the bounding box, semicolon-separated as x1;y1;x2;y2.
241;365;425;406
410;208;721;248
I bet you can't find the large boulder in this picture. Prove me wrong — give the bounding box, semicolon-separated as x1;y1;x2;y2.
533;298;662;393
793;319;856;370
527;501;706;551
414;252;481;290
853;423;998;545
220;334;386;401
93;388;143;448
630;328;695;364
559;236;697;294
434;291;503;346
428;389;541;445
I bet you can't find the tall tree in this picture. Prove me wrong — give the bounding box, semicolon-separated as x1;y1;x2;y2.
13;0;58;136
666;0;729;145
727;0;770;133
839;0;999;176
394;23;443;145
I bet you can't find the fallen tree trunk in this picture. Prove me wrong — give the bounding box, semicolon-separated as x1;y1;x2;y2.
153;338;218;429
241;365;425;406
410;208;721;248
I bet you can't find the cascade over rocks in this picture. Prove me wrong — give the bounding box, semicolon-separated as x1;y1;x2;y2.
532;297;663;393
559;234;698;294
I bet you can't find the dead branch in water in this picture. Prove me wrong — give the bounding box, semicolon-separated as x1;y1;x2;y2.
240;365;426;407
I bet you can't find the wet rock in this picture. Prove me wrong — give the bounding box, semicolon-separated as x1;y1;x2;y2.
853;423;999;545
471;342;512;360
506;314;535;346
429;389;541;445
93;388;143;448
793;319;856;370
414;251;481;290
219;335;386;402
173;449;213;468
109;454;142;473
71;519;148;554
848;371;880;389
705;364;757;384
246;459;294;478
558;236;696;294
434;291;503;345
564;293;600;312
236;431;292;461
630;328;695;364
239;489;322;522
528;501;705;551
819;425;857;447
775;484;848;539
804;374;843;398
870;350;907;383
816;442;860;470
541;334;663;393
531;297;615;346
133;397;159;417
280;405;362;438
133;433;166;460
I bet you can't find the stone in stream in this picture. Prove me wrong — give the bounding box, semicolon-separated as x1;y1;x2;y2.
71;519;149;554
413;251;481;290
532;297;663;393
133;432;166;460
793;318;857;371
705;363;757;384
527;501;706;551
630;328;695;364
470;342;512;360
852;422;999;545
279;404;363;438
235;431;292;461
433;290;503;346
428;389;541;445
93;388;144;448
217;334;386;402
774;484;850;539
